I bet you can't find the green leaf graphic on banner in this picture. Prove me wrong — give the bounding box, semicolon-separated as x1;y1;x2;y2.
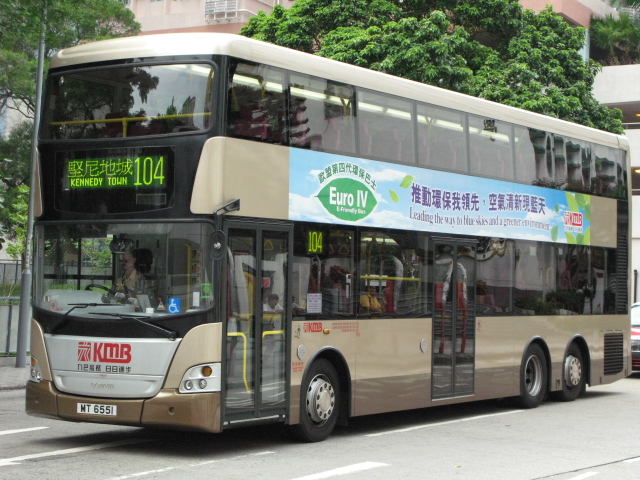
389;190;399;202
317;177;377;221
565;192;579;213
551;225;558;241
555;204;559;213
576;193;588;210
576;233;584;245
565;232;577;244
399;175;414;189
585;203;590;222
583;227;590;245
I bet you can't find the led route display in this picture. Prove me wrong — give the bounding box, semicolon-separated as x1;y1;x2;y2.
65;155;166;189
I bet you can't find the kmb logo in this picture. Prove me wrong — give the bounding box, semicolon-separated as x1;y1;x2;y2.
303;322;323;333
78;341;132;363
564;211;583;227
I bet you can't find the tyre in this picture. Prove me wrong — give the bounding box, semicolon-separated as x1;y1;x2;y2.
553;343;586;402
516;343;548;409
294;358;340;442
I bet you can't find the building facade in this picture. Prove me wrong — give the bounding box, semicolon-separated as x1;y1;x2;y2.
123;0;294;35
593;66;640;302
123;0;615;36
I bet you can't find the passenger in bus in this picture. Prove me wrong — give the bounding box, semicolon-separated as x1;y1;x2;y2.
114;250;147;302
360;286;383;316
263;293;284;314
262;286;272;305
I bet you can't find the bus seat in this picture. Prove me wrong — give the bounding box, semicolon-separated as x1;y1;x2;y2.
234;102;269;139
99;112;125;138
134;248;153;275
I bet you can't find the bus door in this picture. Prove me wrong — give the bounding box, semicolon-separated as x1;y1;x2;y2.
224;222;292;421
431;239;476;400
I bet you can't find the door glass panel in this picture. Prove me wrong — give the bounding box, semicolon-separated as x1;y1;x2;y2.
260;230;288;408
226;229;257;411
432;242;475;399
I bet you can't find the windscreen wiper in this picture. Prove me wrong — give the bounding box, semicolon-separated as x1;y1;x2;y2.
92;312;177;340
48;303;120;335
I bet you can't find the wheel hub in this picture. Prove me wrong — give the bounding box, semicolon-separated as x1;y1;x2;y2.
305;375;335;425
524;354;542;396
564;355;582;387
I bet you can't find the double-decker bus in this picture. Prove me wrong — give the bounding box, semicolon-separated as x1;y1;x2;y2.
26;33;631;442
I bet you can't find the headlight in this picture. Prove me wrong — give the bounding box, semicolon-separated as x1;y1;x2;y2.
179;363;221;394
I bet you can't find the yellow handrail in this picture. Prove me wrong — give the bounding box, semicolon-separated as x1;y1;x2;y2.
262;329;284;340
50;112;212;137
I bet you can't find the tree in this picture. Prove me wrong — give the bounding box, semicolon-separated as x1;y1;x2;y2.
241;0;623;134
0;121;32;244
590;13;640;65
4;186;28;262
0;0;140;118
469;7;624;133
0;0;140;252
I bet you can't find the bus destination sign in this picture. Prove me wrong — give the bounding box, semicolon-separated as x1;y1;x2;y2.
65;155;166;190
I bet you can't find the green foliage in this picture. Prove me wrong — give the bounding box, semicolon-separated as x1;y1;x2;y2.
0;282;21;298
0;0;140;253
241;0;623;134
591;13;640;65
0;0;141;118
4;186;29;261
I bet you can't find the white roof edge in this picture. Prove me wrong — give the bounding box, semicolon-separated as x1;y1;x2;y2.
51;33;627;151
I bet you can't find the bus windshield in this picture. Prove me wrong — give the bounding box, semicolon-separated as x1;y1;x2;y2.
43;63;214;140
35;222;214;316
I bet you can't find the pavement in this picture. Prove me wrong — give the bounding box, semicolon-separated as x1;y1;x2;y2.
0;364;31;390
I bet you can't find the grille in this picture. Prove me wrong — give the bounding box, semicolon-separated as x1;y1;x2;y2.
604;332;624;375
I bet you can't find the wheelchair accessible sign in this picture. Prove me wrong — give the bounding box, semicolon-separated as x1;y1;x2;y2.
168;297;181;314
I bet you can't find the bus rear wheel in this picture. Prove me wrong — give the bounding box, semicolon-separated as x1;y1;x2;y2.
294;359;340;443
553;343;585;402
517;343;548;409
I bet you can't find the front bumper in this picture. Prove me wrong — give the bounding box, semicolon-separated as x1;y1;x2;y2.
26;380;222;432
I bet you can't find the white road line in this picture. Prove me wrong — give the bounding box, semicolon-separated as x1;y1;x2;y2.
290;462;389;480
366;410;523;437
189;451;275;467
0;438;153;467
103;451;276;480
565;473;598;480
105;466;176;480
0;426;49;436
624;457;640;463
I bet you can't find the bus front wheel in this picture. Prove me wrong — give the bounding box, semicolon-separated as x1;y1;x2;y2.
294;359;340;443
553;343;585;402
517;343;548;409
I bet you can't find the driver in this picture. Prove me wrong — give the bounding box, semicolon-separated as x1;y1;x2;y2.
114;250;147;301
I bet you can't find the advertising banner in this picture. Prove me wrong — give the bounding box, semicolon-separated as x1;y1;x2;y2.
289;150;591;245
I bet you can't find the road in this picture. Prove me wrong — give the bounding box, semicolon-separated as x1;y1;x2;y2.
2;375;640;480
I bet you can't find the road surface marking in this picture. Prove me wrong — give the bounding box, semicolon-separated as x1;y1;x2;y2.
366;410;523;437
0;426;49;436
290;462;389;480
0;438;153;467
104;451;276;479
566;473;598;480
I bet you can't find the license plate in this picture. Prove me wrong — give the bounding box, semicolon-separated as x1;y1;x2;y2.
77;403;117;416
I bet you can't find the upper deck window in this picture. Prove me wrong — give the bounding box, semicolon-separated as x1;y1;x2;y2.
43;63;214;140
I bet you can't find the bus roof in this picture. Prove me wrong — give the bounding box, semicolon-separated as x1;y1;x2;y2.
51;33;627;150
